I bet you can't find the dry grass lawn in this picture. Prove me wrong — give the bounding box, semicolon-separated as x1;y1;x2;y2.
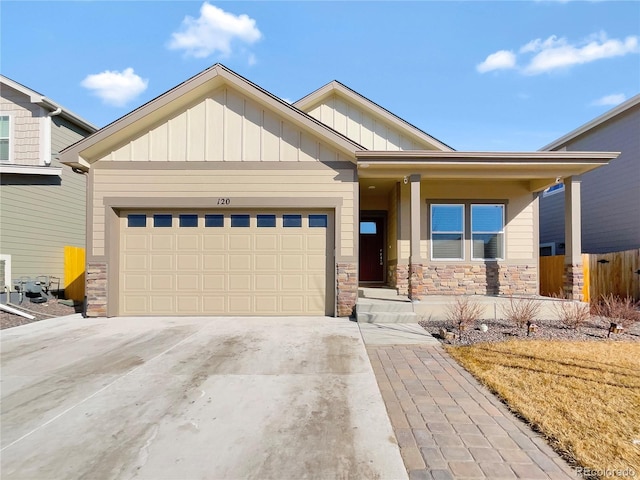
446;340;640;472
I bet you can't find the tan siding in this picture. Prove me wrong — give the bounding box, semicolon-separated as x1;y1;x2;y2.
104;86;351;165
421;180;535;262
304;93;436;151
91;166;355;259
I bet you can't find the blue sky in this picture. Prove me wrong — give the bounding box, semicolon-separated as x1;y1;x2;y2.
2;1;639;151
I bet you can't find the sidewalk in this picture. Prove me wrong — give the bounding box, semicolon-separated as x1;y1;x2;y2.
362;324;578;479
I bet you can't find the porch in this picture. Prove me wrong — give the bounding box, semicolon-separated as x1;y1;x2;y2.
356;286;575;323
354;151;617;310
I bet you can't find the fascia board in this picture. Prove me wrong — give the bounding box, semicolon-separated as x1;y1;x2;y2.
295;80;454;152
540;94;640;151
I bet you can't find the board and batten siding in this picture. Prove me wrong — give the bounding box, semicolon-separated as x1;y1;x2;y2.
101;87;352;164
540;104;640;254
305;94;437;151
0;84;42;166
0;116;90;283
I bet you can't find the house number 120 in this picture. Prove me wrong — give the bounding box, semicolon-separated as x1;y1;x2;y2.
217;198;231;205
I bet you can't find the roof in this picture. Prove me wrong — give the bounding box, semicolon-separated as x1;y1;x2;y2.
294;80;454;152
540;94;640;151
59;64;365;170
0;75;98;133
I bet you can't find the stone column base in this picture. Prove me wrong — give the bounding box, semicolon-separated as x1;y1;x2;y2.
409;263;424;301
337;263;357;317
86;262;108;317
389;263;409;296
563;264;584;301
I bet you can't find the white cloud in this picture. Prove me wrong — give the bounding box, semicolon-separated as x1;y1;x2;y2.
168;2;261;59
476;50;517;73
591;93;627;106
81;68;148;107
478;32;639;76
523;33;639;75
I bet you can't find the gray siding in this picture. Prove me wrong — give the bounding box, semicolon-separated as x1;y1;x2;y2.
540;104;640;254
0;114;90;285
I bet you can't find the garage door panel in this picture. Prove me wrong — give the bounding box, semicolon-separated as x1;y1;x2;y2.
203;234;225;250
123;254;147;270
151;235;174;251
124;234;148;250
229;235;251;250
150;296;173;313
150;274;173;290
177;235;199;250
177;254;199;270
203;254;225;270
151;254;173;270
177;274;200;291
255;235;277;250
120;211;331;316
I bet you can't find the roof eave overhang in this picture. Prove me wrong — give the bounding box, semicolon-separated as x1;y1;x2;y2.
356;150;620;192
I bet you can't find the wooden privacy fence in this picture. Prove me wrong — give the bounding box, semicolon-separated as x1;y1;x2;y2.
540;248;640;302
64;246;85;302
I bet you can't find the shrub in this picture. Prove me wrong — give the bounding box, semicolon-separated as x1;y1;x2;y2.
445;296;484;336
552;300;591;330
591;294;640;329
500;296;541;329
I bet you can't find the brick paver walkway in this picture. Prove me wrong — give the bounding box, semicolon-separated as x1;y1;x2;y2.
367;344;578;479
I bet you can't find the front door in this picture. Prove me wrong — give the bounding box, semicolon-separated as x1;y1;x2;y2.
359;215;385;282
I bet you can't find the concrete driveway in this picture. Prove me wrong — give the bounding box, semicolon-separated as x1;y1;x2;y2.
1;315;407;480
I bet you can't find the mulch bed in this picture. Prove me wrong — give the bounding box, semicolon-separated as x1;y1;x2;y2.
419;316;640;346
1;298;80;330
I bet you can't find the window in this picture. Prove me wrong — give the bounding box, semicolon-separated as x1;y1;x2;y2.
0;116;10;162
179;214;198;227
283;214;301;228
360;222;377;234
231;214;250;227
257;214;276;227
431;204;464;260
127;214;146;228
153;214;172;227
205;214;224;227
471;204;504;260
309;214;327;228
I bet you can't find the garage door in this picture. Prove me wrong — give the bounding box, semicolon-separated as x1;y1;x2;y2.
119;211;333;316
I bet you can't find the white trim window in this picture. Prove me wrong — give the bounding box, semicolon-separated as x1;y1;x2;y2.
471;204;505;260
542;183;564;197
0;115;10;162
431;204;464;260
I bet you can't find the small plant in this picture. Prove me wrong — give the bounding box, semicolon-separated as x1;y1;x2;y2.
552;299;591;330
445;296;484;338
591;294;640;329
500;296;541;329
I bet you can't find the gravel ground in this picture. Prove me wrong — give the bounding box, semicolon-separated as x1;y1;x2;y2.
0;297;80;330
420;316;640;346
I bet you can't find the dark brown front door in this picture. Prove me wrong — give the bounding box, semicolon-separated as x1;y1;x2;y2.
359;216;385;282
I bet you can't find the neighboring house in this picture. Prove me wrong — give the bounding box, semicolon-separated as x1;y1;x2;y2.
59;64;616;317
539;95;640;255
0;76;97;293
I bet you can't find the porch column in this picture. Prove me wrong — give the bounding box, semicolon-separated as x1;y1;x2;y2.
563;177;584;300
408;174;424;301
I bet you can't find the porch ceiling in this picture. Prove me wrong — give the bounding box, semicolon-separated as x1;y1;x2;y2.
356;150;619;192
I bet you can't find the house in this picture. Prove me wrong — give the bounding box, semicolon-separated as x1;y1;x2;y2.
59;64;617;317
0;76;97;295
539;94;640;255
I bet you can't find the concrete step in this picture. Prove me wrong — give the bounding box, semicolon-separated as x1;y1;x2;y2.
356;298;414;313
356;311;419;323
